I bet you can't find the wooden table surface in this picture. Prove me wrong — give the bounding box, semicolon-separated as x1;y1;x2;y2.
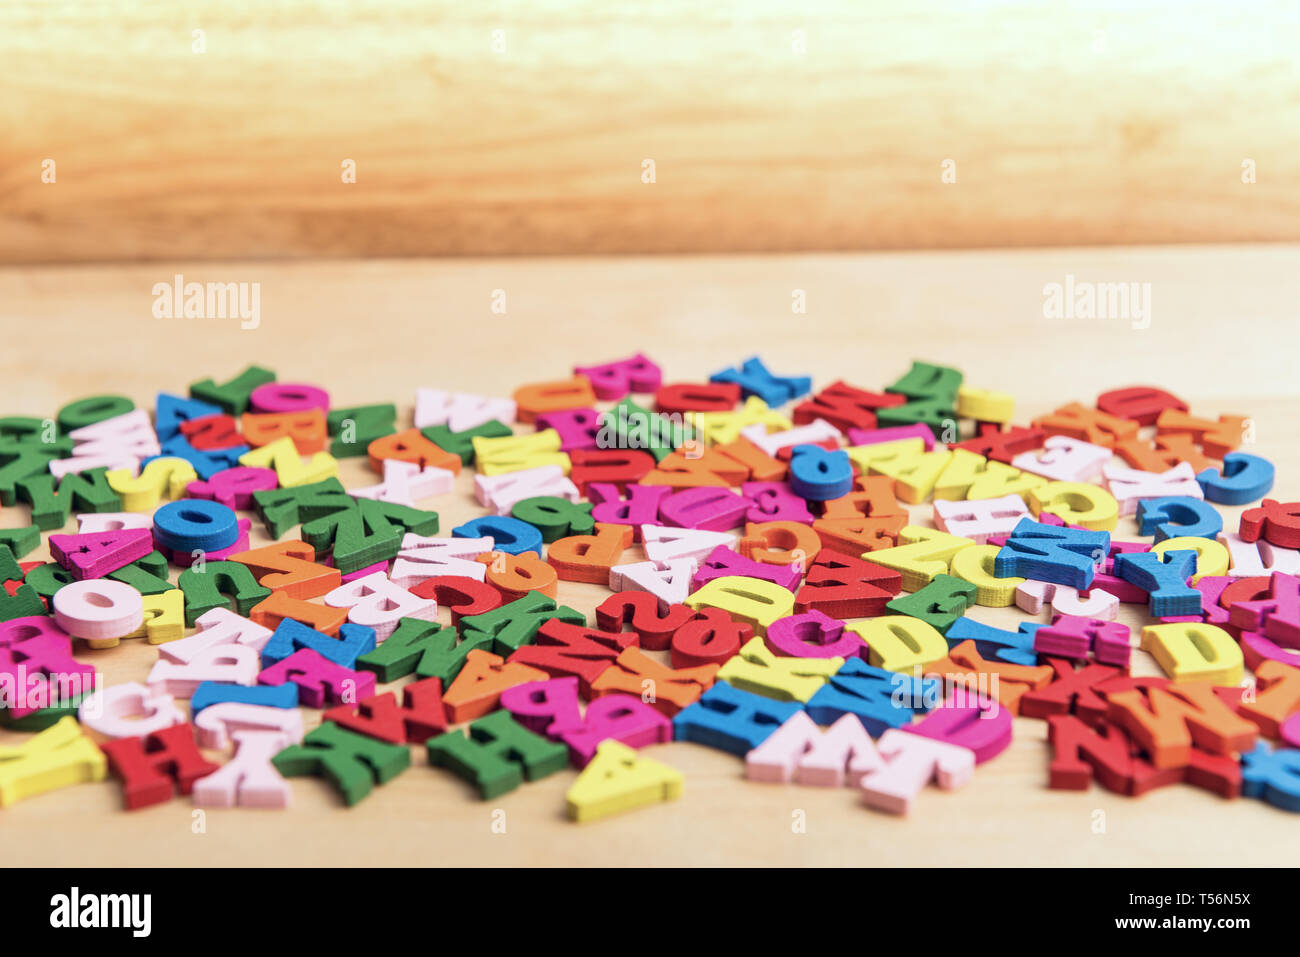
2;244;1299;866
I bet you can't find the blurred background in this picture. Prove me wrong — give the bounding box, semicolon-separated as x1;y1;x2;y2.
4;0;1298;263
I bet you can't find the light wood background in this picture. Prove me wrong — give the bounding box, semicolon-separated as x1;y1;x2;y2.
1;244;1299;866
4;0;1299;263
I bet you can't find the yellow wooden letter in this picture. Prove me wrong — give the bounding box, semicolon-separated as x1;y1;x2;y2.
0;716;107;807
716;637;843;702
935;449;1043;502
966;462;1044;502
239;436;337;487
956;386;1014;424
847;615;949;672
1152;536;1229;582
854;440;951;504
1029;481;1119;531
685;575;795;637
949;544;1023;607
114;588;186;648
846;438;924;474
106;457;198;511
867;526;976;592
472;429;570;475
690;397;791;445
1141;622;1243;685
566;740;683;823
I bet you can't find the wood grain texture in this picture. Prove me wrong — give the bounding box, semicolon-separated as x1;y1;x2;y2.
3;0;1299;263
2;244;1299;867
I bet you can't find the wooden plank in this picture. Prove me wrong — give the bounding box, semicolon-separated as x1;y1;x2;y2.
3;0;1299;262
